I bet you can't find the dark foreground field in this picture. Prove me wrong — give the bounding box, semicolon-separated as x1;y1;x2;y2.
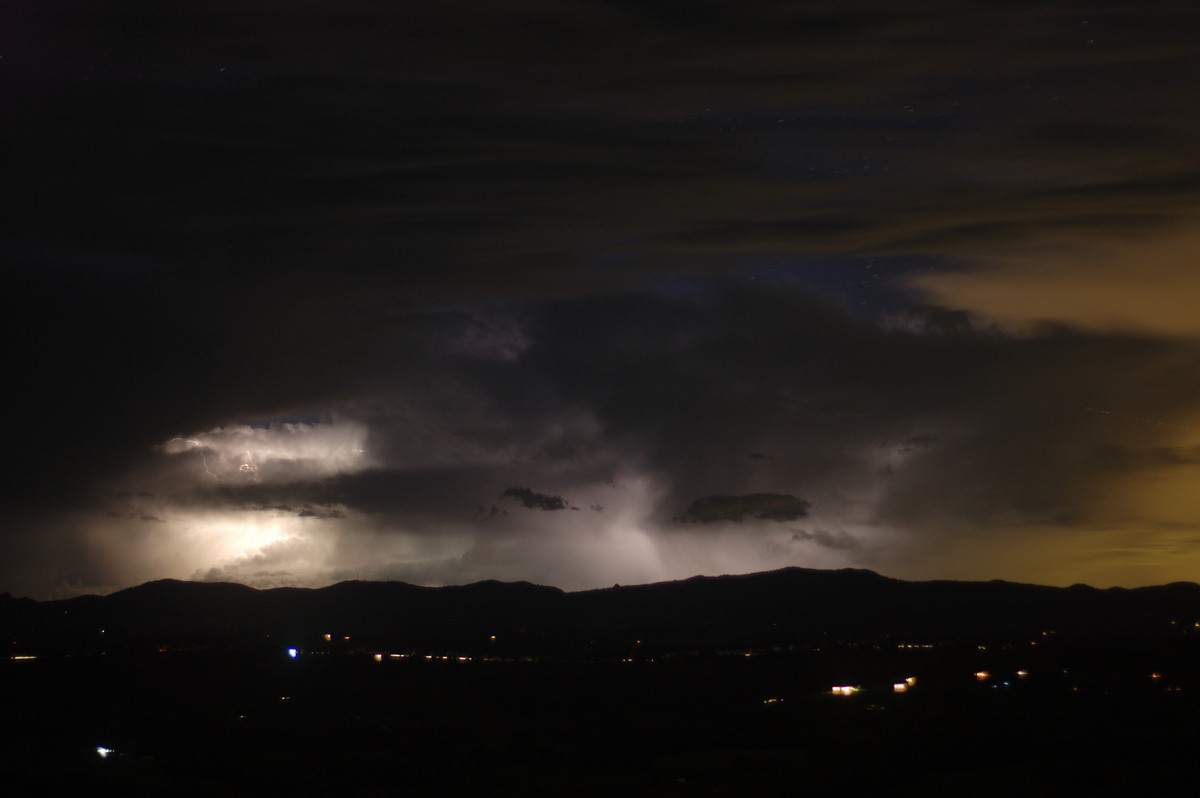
3;643;1197;797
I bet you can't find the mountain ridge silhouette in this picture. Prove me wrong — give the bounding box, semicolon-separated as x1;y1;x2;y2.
5;567;1199;654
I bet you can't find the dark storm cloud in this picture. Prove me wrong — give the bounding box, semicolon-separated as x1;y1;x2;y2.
294;505;346;519
5;1;1200;596
502;488;571;512
191;467;500;521
676;494;811;524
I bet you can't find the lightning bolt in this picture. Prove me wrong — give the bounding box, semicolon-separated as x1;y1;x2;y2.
162;437;219;480
238;450;260;482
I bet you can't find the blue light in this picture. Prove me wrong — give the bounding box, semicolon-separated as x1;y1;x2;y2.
287;648;298;658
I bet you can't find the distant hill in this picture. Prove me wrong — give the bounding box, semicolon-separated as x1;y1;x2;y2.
5;567;1200;656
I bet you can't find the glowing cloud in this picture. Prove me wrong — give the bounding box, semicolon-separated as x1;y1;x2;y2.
907;223;1200;338
158;420;369;484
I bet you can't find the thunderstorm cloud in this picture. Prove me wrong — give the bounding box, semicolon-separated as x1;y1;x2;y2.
4;1;1200;598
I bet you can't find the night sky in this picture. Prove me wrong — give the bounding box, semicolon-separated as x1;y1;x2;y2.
5;1;1200;599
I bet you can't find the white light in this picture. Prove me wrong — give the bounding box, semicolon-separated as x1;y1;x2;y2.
161;421;369;483
287;648;298;658
97;746;112;759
